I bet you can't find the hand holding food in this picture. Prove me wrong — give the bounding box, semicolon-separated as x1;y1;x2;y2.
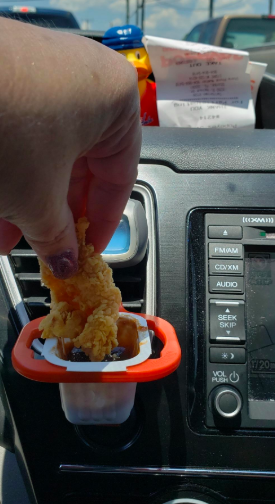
0;18;141;278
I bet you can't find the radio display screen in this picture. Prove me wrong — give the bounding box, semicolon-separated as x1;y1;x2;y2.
246;247;275;419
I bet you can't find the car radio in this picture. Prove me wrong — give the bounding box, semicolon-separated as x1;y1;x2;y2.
188;210;275;432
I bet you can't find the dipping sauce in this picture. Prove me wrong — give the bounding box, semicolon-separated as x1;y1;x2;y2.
67;347;91;362
56;315;140;362
116;317;140;359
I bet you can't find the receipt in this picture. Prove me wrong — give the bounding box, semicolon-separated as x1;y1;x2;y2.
144;36;263;129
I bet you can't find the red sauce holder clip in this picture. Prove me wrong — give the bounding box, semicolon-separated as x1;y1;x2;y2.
12;311;181;425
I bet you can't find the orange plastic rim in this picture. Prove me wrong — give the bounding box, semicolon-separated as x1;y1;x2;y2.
12;312;181;383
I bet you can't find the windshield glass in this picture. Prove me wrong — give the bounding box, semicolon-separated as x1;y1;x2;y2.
0;3;274;45
185;24;204;42
222;18;275;49
0;12;79;28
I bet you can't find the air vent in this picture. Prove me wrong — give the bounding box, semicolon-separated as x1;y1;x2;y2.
2;184;156;327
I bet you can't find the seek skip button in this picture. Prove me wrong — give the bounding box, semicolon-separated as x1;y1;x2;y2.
209;276;243;293
210;300;246;342
209;243;243;259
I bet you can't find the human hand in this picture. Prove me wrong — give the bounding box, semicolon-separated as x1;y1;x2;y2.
0;18;141;279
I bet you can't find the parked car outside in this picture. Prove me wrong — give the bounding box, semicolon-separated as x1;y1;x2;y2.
244;42;275;74
0;6;80;29
184;15;275;50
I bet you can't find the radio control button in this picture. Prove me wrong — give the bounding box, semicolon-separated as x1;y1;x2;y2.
210;300;246;342
209;243;243;258
208;226;242;239
211;386;242;418
210;347;246;363
209;276;243;293
209;259;243;276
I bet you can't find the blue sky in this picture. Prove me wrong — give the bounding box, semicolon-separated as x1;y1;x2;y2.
0;0;272;38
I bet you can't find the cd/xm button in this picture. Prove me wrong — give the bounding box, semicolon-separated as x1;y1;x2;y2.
209;259;243;276
209;276;244;293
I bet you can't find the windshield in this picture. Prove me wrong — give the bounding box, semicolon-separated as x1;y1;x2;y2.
185;24;204;42
222;18;275;49
0;11;79;28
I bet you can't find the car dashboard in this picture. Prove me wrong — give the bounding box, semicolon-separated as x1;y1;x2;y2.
1;126;275;504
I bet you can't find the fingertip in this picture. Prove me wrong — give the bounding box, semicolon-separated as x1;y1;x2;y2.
23;204;79;280
46;249;78;279
86;221;116;254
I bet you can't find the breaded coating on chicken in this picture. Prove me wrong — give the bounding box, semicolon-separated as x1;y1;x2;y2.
39;217;122;361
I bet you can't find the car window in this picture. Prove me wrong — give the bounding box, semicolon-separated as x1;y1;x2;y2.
199;19;219;45
222;18;275;49
185;24;204;43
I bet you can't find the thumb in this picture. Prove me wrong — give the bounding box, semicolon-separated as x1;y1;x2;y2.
0;219;23;255
20;202;79;280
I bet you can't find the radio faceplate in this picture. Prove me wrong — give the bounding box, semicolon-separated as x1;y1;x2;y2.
188;210;275;432
206;213;275;429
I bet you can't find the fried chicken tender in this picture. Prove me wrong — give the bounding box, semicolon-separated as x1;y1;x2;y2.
39;217;122;361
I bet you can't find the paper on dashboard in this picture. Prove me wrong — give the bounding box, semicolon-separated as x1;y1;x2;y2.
144;36;257;129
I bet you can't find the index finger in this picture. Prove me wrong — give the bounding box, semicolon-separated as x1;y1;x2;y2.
85;114;141;252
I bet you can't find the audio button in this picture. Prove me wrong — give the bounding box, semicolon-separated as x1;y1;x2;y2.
209;276;243;293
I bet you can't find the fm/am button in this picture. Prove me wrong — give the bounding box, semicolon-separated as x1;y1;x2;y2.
209;260;243;276
209;243;243;259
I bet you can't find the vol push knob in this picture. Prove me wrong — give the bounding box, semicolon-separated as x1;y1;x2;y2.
211;386;242;419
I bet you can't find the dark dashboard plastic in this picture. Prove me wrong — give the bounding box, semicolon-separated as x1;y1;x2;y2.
140;127;275;172
2;128;275;503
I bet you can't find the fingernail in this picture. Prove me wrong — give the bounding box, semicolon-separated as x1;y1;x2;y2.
46;249;78;280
